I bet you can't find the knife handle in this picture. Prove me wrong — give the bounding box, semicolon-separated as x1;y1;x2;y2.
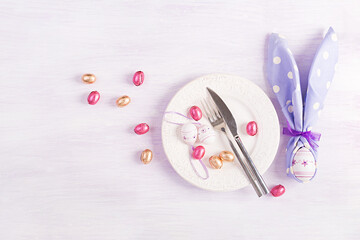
221;127;264;197
234;135;270;195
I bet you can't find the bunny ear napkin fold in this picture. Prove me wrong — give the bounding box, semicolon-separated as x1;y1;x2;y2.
267;27;338;183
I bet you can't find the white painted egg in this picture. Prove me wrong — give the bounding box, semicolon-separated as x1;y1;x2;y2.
291;147;316;182
197;125;216;144
180;123;197;145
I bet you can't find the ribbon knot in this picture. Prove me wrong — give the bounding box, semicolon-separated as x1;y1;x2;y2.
283;122;321;149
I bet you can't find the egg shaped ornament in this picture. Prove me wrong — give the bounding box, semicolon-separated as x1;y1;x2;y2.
291;147;316;182
180;123;197;145
189;106;202;121
197;125;216;144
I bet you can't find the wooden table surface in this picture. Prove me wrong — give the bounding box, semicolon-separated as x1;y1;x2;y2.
0;1;359;239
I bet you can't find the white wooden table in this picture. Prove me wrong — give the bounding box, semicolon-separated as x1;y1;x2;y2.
0;1;359;239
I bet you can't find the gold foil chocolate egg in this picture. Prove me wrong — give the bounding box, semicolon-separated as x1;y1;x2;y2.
219;151;235;162
141;149;153;164
209;155;223;169
116;95;131;107
82;74;96;84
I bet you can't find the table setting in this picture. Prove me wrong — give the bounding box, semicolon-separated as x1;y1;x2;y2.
1;1;359;239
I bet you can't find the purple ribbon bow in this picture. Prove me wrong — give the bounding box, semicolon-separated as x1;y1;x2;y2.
283;122;321;149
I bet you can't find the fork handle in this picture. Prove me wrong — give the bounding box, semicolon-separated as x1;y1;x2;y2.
234;135;270;195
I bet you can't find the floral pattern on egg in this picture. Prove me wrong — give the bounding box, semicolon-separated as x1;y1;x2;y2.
291;147;316;182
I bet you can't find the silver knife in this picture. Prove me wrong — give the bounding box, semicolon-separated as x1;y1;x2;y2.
207;87;270;195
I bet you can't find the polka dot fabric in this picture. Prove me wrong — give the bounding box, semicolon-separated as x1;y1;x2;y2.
267;27;338;183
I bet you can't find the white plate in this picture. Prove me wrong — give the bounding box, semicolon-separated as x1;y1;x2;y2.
161;74;280;191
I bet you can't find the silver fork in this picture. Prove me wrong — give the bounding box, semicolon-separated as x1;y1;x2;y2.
201;99;264;197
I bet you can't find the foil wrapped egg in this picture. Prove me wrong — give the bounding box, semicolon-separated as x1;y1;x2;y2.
82;74;96;84
270;184;285;197
141;149;153;164
133;71;144;86
87;91;100;105
189;106;202;121
192;146;205;160
219;151;235;162
197;125;216;144
134;123;150;135
180;123;197;145
209;155;223;169
246;121;258;136
116;95;131;107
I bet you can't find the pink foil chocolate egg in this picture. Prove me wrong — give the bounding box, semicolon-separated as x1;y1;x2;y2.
246;121;258;136
87;91;100;105
134;123;149;135
133;71;144;86
192;146;205;160
270;184;285;197
189;106;202;121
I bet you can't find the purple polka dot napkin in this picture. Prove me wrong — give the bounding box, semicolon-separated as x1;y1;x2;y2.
267;27;338;182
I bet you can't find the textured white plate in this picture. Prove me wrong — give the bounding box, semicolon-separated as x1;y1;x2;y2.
162;74;280;191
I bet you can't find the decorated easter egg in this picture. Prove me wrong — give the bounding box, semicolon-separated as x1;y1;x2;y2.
180;123;197;145
219;151;235;162
87;91;100;105
291;147;316;182
189;106;202;121
209;155;223;169
134;123;150;135
246;121;258;136
197;125;216;144
141;149;153;164
192;146;205;160
270;184;285;197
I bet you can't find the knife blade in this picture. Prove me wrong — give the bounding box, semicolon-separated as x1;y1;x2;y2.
206;88;238;137
206;87;270;195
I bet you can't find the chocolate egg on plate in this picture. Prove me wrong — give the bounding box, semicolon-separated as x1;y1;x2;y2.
219;151;235;162
209;155;223;169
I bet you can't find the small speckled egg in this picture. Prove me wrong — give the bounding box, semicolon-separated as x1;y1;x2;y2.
197;125;216;144
291;147;316;182
180;123;197;145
